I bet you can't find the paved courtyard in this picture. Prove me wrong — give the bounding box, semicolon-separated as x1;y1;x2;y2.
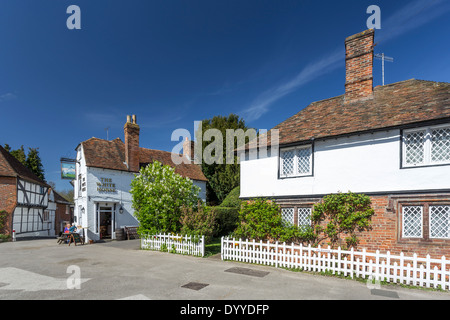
1;238;449;305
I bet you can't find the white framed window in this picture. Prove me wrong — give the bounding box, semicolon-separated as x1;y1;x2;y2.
297;207;312;228
429;205;450;239
402;206;423;238
280;145;312;178
403;124;450;167
281;208;294;227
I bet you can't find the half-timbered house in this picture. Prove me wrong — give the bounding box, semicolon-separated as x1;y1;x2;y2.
0;145;51;238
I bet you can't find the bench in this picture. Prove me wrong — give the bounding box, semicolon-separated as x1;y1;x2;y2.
57;233;70;244
57;233;84;246
124;226;139;240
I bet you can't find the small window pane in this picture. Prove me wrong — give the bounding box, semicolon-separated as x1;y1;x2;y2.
431;127;450;163
297;147;312;175
281;150;295;176
430;205;450;239
402;206;423;238
297;207;312;227
404;131;425;165
281;208;294;227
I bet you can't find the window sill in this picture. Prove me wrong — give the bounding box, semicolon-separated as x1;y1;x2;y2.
401;162;450;169
278;174;313;180
398;238;450;245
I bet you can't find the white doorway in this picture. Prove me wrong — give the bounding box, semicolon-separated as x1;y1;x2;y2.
98;205;113;239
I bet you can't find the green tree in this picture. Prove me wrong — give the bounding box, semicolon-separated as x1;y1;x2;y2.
130;161;201;235
195;114;251;205
219;186;241;208
4;144;46;181
58;189;74;203
26;147;45;181
9;145;26;165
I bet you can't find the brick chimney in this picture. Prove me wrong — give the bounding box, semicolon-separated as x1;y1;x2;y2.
183;137;195;162
344;29;375;103
124;114;140;172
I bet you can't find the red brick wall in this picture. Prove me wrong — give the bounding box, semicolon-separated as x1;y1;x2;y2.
54;203;70;235
359;194;450;259
276;193;450;260
0;176;17;235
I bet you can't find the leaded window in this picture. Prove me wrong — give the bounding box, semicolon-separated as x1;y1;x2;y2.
430;205;450;239
402;206;423;238
281;149;295;176
431;127;450;163
403;124;450;167
404;130;425;165
280;145;312;178
281;208;294;227
297;207;312;227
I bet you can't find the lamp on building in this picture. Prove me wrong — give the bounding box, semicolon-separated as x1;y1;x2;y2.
119;205;124;214
81;207;85;214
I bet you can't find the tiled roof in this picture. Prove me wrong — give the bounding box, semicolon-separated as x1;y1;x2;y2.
53;190;72;204
249;79;450;148
81;138;207;181
0;145;49;186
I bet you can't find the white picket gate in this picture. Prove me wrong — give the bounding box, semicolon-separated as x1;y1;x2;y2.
221;237;450;290
141;233;205;257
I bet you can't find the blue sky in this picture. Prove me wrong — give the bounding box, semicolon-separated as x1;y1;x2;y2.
0;0;449;192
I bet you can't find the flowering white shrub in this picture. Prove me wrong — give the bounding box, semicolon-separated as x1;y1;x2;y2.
130;161;201;235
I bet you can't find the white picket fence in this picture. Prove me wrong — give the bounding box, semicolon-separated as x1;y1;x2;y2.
141;233;205;257
221;237;450;290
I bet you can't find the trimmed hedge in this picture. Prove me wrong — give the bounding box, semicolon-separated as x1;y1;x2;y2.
211;186;241;237
213;206;239;237
0;210;10;242
220;186;241;208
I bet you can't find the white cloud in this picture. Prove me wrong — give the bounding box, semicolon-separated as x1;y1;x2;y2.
240;0;450;122
378;0;450;44
0;92;17;102
241;48;343;122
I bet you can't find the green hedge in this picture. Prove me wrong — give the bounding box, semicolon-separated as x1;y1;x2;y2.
220;186;241;208
0;210;10;242
213;206;239;237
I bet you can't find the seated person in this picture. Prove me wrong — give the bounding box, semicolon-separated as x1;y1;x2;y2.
69;223;77;233
64;223;70;233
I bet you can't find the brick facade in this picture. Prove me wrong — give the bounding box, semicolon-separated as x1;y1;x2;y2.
54;203;71;235
0;176;17;235
276;193;450;260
